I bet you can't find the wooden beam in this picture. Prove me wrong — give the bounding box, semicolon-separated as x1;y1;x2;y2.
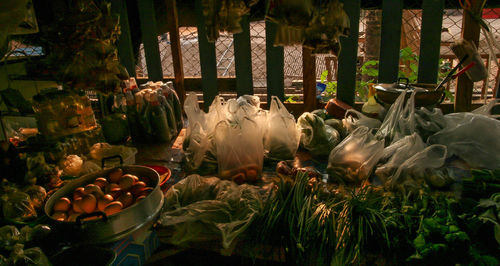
302;47;317;112
137;0;163;81
455;0;483;112
378;0;403;83
195;0;218;110
166;0;186;105
111;0;136;77
417;0;444;84
233;15;254;96
265;21;285;103
337;0;361;106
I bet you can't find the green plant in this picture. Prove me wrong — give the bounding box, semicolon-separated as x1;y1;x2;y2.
320;70;338;100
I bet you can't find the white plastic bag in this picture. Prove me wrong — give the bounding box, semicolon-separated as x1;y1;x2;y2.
264;96;299;160
342;109;382;133
375;133;427;182
385;144;447;193
428;112;500;169
327;126;384;184
414;107;447;141
215;117;264;183
472;99;499;118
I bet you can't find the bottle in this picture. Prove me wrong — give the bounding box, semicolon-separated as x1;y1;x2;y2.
362;83;383;119
148;93;171;142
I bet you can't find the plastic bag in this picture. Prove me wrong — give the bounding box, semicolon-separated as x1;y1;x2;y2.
327;126;384;184
342;109;381;134
428;113;500;169
215;117;264;183
22;186;46;210
59;155;83;176
472;99;499;117
385;144;447;193
1;191;36;221
164;82;184;131
19;225;51;244
264;96;299;160
0;226;21;249
414;107;447;142
159;175;263;253
101;113;130;144
8;244;50;266
376;89;420;145
297;112;341;157
375;133;427;183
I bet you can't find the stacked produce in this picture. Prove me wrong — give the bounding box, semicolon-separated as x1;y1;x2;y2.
48;168;154;222
183;93;299;182
0;225;51;265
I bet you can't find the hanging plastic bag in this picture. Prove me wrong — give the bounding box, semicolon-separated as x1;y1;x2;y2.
264;96;299;160
385;144;447;194
215;117;264;184
327;126;384;184
342;109;381;134
375;133;427;183
428;113;500;169
266;0;314;27
297;112;341;157
159;175;263;253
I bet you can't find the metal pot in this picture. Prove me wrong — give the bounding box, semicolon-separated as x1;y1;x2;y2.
375;77;445;107
44;165;164;244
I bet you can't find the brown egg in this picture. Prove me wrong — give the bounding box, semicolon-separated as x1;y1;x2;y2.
84;184;104;198
81;194;97;214
67;212;81;222
108;168;123;183
105;183;120;193
73;198;83;213
103;201;123;216
94;177;108;190
73;187;85;200
109;187;122;199
118;192;133;208
130;181;147;197
53;197;71;212
98;194;114;212
52;211;67;221
138;187;153;197
118;175;135;191
135;195;146;203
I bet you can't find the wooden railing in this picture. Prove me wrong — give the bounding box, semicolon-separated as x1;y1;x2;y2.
112;0;489;113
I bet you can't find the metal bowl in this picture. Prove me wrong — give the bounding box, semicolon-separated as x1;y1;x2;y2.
375;82;444;107
44;166;164;244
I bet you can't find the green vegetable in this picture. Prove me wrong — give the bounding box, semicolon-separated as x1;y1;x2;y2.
297;112;340;157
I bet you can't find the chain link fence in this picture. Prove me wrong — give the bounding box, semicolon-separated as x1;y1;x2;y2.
134;5;499;102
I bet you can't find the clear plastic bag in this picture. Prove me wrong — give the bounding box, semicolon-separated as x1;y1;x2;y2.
414;107;447;142
376;89;420;145
22;186;46;210
342;109;382;134
472;99;499;117
428;112;500;169
264;96;299;160
1;191;36;221
215;117;264;183
297;112;341;157
375;133;427;183
385;144;447;193
327;126;384;184
159;175;263;253
8;244;50;266
0;225;21;250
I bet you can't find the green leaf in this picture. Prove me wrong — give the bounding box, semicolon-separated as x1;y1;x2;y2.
321;70;328;83
413;234;426;250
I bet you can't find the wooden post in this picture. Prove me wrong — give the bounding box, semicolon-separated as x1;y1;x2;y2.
233;15;254;96
418;0;445;84
337;0;361;106
302;47;316;112
111;0;136;77
455;0;482;112
378;0;403;83
265;21;285;103
166;0;186;105
137;0;164;81
195;0;218;110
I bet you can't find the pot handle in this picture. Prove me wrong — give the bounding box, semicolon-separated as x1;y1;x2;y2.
76;212;108;226
101;155;123;168
397;77;410;89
